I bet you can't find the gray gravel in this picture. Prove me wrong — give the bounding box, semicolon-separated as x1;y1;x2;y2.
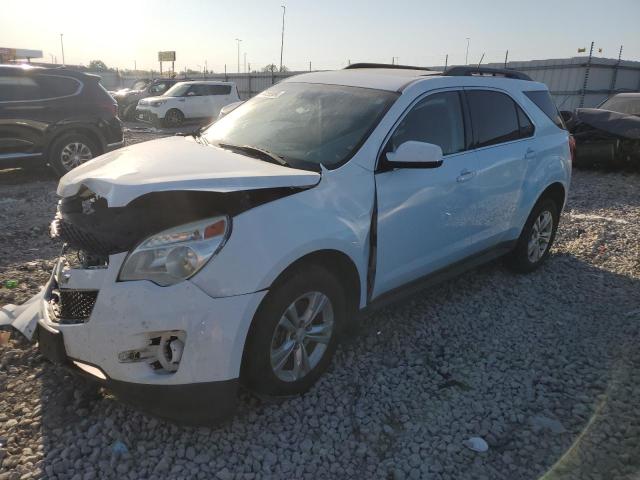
1;132;639;480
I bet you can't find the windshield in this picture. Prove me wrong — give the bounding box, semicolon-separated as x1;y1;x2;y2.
163;83;191;97
202;82;398;168
131;80;148;91
599;96;640;115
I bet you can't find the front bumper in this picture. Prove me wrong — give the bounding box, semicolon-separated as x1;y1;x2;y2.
135;107;160;125
6;253;267;422
37;322;239;424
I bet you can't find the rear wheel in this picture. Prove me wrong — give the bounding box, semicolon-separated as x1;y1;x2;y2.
507;197;559;273
241;265;345;396
49;133;98;176
163;109;184;128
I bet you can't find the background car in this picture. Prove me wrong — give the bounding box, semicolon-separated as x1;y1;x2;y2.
562;92;640;168
136;80;239;128
110;78;179;121
0;64;123;176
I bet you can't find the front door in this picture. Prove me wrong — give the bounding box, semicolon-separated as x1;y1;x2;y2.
373;90;479;298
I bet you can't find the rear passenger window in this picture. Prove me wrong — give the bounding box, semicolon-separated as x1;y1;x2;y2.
524;90;565;129
208;85;232;95
467;90;521;148
390;91;465;156
35;75;80;98
0;75;40;101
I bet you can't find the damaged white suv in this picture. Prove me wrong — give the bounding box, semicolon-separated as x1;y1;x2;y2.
3;65;571;423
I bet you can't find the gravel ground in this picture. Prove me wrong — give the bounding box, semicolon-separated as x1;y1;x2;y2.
1;131;639;480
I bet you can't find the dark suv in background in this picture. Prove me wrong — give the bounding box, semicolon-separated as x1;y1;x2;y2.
0;65;123;176
110;78;179;120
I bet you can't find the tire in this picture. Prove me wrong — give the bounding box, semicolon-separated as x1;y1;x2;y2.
48;133;99;177
507;197;560;273
163;109;184;128
241;265;346;397
122;103;137;121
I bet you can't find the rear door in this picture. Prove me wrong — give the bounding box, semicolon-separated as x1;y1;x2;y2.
183;84;210;118
463;89;535;246
0;71;81;160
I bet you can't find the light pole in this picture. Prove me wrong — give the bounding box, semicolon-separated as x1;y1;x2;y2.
235;38;242;73
465;37;470;65
279;5;286;72
60;33;65;65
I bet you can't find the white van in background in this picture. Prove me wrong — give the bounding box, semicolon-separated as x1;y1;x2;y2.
136;81;240;128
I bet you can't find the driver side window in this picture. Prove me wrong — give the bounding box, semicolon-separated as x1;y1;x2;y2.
390;91;465;156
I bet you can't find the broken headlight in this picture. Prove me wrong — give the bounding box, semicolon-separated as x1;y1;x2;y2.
118;216;230;286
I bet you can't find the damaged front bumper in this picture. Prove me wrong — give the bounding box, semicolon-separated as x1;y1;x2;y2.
1;250;266;424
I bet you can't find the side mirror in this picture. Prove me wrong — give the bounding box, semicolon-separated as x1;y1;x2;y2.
386;141;444;168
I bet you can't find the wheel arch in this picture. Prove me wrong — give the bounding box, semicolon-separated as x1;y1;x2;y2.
46;126;106;158
268;249;362;318
538;181;566;212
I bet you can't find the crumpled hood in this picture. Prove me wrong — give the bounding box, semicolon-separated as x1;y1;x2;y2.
57;136;321;207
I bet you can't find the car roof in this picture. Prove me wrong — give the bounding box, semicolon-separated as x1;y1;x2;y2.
283;68;442;92
611;92;640;98
174;80;235;86
283;65;541;93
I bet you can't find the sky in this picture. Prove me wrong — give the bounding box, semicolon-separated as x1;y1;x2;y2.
2;0;640;73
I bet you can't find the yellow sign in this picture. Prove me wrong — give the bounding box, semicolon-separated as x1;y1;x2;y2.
158;51;176;62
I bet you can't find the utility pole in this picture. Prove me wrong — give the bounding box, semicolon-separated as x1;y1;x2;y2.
235;38;242;73
60;33;65;65
244;53;247;73
279;5;286;72
134;60;137;71
392;56;399;65
444;54;448;70
309;61;311;71
465;37;470;65
504;50;509;68
477;53;485;68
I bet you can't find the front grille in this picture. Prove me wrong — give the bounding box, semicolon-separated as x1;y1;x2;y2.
52;217;114;257
49;289;99;324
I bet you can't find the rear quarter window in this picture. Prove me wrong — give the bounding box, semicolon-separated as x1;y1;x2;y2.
208;85;232;95
524;90;565;129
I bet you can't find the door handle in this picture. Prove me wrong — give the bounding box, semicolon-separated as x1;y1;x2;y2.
457;169;476;183
524;147;536;159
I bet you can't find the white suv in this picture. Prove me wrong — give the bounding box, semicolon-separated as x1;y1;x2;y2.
136;80;239;128
3;65;571;423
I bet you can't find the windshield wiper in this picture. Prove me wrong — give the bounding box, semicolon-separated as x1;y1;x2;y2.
217;143;289;167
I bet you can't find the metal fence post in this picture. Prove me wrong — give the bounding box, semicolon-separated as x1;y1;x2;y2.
579;41;594;108
609;45;623;94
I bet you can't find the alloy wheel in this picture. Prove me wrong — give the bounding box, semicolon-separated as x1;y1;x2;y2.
60;142;93;171
270;291;334;382
527;210;553;263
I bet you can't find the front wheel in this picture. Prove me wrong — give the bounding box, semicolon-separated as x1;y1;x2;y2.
241;265;345;397
507;198;559;273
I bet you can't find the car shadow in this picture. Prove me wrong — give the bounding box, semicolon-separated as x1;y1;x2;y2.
29;251;640;479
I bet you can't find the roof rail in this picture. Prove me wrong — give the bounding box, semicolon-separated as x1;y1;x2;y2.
344;63;433;72
444;66;532;81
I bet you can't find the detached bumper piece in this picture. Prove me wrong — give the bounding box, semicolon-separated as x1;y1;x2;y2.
36;324;239;425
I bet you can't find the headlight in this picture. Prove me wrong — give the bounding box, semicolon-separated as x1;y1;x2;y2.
150;100;167;107
118;216;230;286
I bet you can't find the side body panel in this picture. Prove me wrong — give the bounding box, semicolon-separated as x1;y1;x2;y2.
190;161;375;309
